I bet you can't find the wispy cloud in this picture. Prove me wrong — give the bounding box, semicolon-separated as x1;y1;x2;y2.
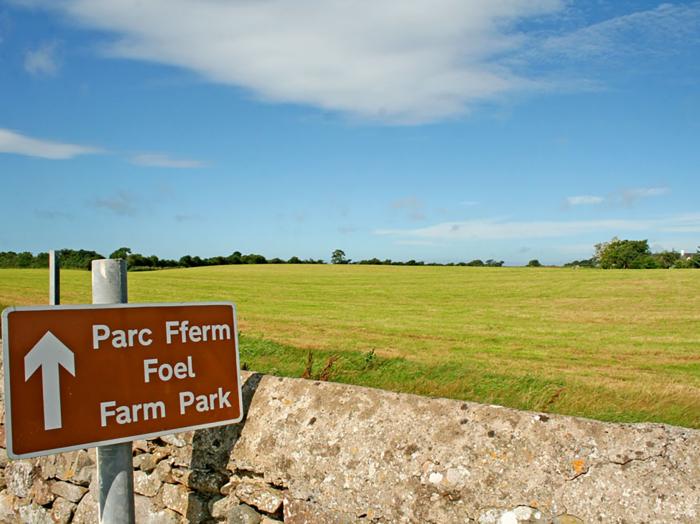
376;213;700;241
338;225;358;235
534;3;700;63
93;191;138;216
130;153;207;169
24;41;61;76
0;128;103;159
0;11;10;46
621;186;669;205
395;239;436;247
563;187;669;209
565;195;604;206
35;209;74;220
174;213;201;222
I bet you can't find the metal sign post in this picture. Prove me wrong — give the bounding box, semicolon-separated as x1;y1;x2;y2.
92;259;135;524
49;250;59;306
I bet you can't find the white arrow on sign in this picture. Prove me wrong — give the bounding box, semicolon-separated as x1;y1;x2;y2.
24;331;76;431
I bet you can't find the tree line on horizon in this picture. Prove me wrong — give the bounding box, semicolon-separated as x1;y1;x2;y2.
563;239;700;269
0;240;697;270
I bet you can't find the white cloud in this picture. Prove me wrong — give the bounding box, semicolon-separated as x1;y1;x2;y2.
16;0;565;123
375;214;700;241
130;153;206;169
0;128;102;159
24;42;61;76
565;195;603;206
14;1;700;123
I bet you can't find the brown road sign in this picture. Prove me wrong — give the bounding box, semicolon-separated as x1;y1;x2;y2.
2;302;242;459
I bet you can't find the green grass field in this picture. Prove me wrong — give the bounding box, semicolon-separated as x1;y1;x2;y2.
1;266;699;428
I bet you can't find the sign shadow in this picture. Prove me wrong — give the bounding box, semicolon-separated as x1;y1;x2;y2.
186;372;263;520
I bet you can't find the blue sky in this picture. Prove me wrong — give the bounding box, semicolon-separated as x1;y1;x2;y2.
1;0;699;265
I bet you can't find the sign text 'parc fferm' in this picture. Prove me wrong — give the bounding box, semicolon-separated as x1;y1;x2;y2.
1;303;243;459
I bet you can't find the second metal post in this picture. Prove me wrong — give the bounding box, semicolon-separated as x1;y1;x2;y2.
91;259;135;524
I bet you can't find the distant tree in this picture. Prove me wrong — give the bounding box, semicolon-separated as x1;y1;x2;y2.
564;258;596;268
33;252;49;268
109;247;131;260
596;238;653;269
126;252;152;269
58;249;104;270
242;254;267;264
594;238;616;264
0;252;18;267
653;250;681;269
159;258;179;268
485;259;504;267
693;247;700;268
466;259;484;267
288;256;302;264
526;259;542;267
331;249;349;264
206;256;227;266
17;251;34;268
227;251;242;264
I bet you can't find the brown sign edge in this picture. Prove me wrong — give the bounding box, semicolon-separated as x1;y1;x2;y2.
1;302;244;460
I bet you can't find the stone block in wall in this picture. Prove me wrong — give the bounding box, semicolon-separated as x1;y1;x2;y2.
4;461;34;499
133;452;158;472
71;492;98;524
133;470;163;497
162;482;189;516
0;490;20;523
153;457;177;485
282;498;352;524
187;468;228;495
134;494;180;524
28;477;54;506
259;517;282;524
17;502;52;524
50;480;88;503
133;440;150;452
210;494;240;519
227;503;262;524
234;482;283;515
49;498;77;524
184;492;211;524
54;450;94;487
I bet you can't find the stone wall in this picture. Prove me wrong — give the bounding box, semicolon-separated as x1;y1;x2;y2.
1;359;699;523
